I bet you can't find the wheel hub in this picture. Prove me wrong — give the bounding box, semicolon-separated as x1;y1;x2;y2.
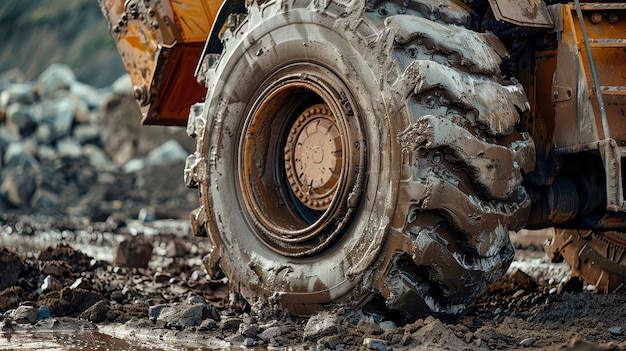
284;104;342;211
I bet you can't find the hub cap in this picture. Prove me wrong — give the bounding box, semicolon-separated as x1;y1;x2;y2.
237;63;366;257
284;104;342;211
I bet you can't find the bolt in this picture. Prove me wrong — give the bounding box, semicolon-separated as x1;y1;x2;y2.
608;13;619;24
590;12;602;24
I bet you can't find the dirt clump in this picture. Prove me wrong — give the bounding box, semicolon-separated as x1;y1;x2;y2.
1;220;626;350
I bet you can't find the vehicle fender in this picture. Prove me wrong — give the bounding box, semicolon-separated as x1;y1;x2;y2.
488;0;554;28
195;0;246;79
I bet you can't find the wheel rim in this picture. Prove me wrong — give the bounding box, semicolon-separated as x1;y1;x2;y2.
238;63;366;257
284;104;342;212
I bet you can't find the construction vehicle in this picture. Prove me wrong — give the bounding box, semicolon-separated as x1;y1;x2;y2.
98;0;626;320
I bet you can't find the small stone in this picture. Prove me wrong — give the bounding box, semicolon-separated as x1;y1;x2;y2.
320;335;342;349
186;296;206;305
379;320;397;331
154;272;171;283
259;325;282;340
200;318;218;330
390;334;403;345
138;207;156;222
0;319;14;332
149;304;167;320
158;303;219;328
56;137;83;158
220;317;243;332
239;323;259;338
609;326;623;336
38;306;51;320
110;290;125;303
79;300;110;323
41;275;63;293
520;337;535;347
70;277;92;290
242;338;255;347
106;309;121;321
12;305;38;324
41;261;72;277
363;338;388;351
304;312;340;341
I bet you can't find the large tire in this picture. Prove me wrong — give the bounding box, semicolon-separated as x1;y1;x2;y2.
548;229;626;292
192;0;534;320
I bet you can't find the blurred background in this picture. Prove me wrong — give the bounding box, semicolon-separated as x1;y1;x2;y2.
0;0;197;221
0;0;125;87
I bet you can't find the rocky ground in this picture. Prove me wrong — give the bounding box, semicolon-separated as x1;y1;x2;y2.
1;220;626;351
1;65;626;350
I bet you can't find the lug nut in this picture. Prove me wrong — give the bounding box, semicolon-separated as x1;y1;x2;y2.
590;12;602;24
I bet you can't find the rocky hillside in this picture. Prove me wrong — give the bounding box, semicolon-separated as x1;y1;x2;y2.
0;2;199;220
0;0;125;87
0;63;197;219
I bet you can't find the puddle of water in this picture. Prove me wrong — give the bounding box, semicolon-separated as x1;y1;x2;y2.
0;331;178;351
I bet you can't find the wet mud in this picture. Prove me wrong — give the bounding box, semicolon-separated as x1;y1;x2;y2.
1;218;626;350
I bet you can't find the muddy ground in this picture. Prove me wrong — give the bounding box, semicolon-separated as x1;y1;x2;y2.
1;71;625;351
1;214;626;351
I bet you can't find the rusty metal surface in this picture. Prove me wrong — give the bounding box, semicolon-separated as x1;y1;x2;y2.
488;0;553;28
549;4;626;211
98;0;219;125
548;229;626;292
552;4;626;148
284;104;342;211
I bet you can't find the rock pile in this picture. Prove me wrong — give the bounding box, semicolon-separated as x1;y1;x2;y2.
0;64;196;219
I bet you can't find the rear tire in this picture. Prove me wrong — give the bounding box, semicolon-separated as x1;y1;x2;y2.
548;229;626;292
194;0;534;320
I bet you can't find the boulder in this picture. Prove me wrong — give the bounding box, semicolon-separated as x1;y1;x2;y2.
73;124;102;145
56;137;83;158
6;103;37;137
70;81;102;112
35;64;76;99
40;97;76;140
145;139;188;167
1;143;41;208
111;74;132;96
83;144;113;170
0;83;34;108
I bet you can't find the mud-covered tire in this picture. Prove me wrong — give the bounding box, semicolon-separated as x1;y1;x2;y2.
193;0;534;320
548;229;626;292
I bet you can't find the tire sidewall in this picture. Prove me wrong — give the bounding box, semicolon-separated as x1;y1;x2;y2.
200;7;400;311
